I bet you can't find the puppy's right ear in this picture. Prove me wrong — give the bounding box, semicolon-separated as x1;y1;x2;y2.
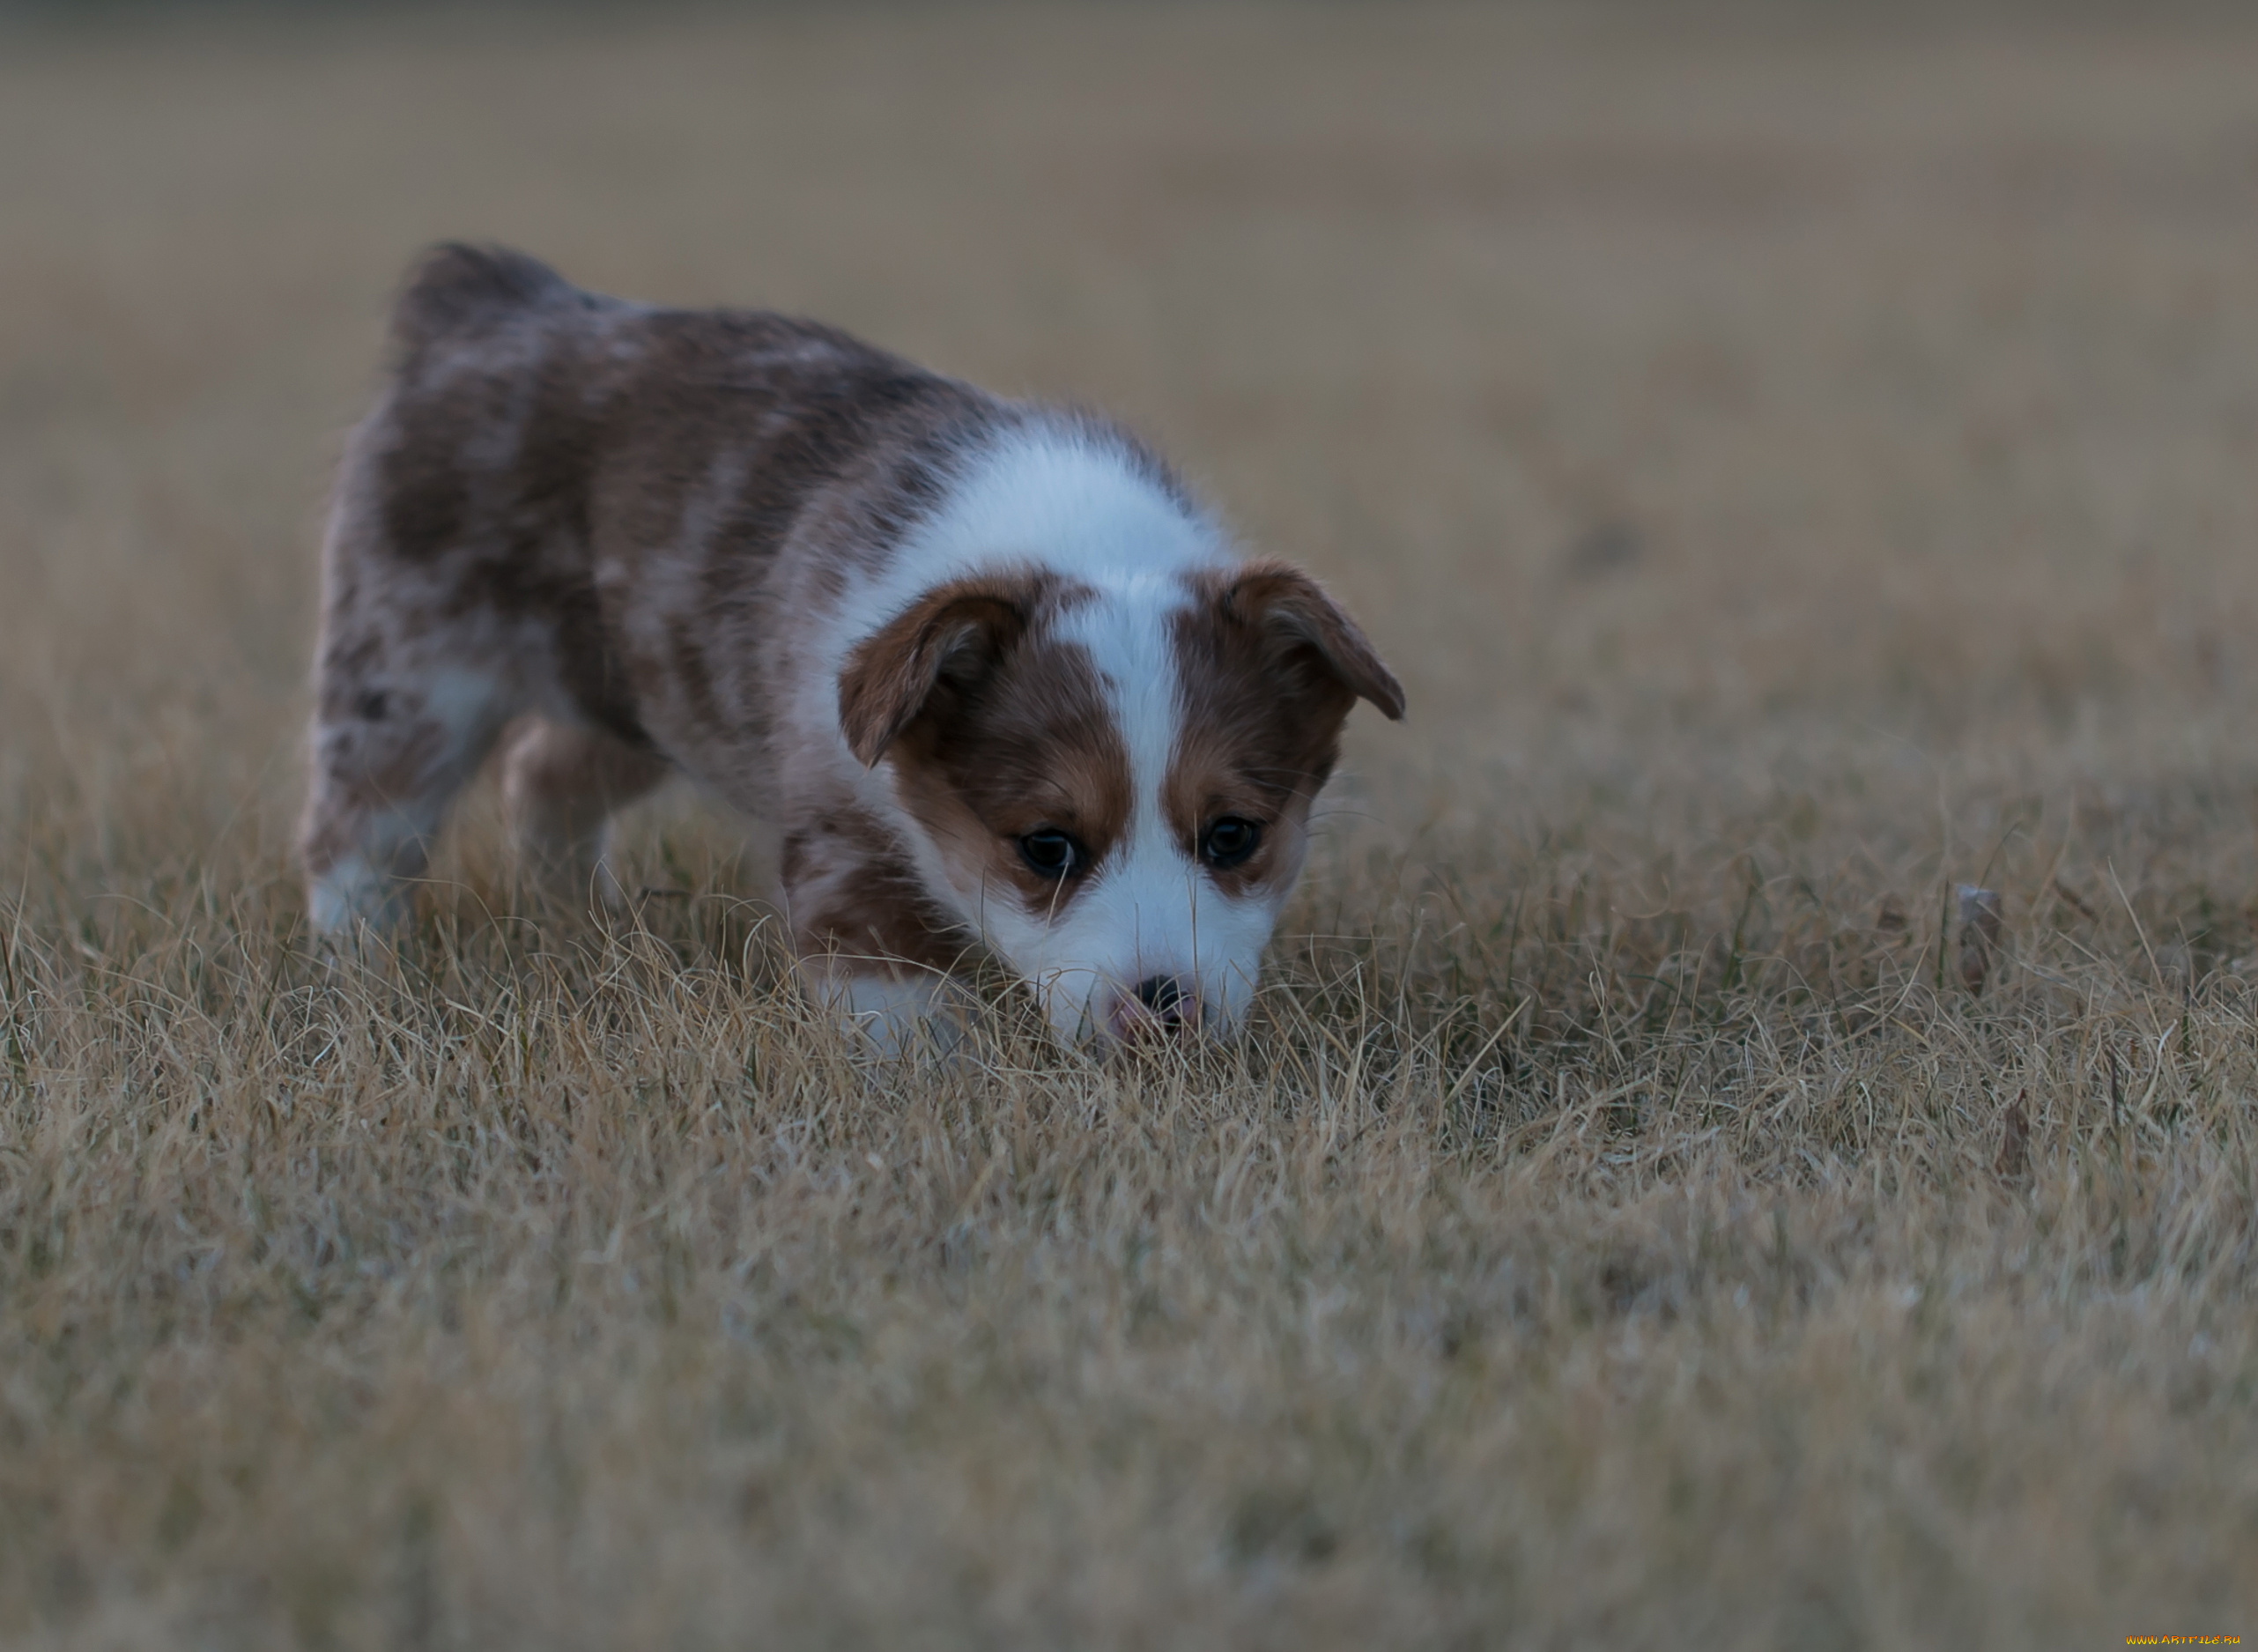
838;578;1036;767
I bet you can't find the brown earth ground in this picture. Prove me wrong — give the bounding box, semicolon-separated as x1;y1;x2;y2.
4;4;2258;1646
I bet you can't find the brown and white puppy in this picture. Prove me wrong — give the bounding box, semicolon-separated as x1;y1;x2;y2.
301;246;1403;1047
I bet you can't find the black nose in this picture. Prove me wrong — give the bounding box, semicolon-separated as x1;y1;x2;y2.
1135;975;1186;1023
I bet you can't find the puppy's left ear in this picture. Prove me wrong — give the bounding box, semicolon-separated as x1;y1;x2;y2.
1222;562;1406;721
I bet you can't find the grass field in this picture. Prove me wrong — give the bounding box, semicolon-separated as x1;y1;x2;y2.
5;4;2258;1645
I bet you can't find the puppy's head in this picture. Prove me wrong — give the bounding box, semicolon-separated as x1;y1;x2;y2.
840;559;1403;1043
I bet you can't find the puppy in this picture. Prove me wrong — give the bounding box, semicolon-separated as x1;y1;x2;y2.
300;246;1403;1047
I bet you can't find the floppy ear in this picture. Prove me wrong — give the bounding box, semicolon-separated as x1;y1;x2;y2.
838;579;1034;767
1222;561;1406;721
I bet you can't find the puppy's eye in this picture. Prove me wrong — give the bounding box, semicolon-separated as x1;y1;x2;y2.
1201;817;1262;870
1018;829;1084;879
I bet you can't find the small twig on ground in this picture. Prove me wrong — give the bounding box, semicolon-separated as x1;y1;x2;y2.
2049;877;2098;923
1995;1090;2030;1184
1958;885;2003;995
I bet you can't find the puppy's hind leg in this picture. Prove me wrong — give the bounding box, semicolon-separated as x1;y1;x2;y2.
499;718;670;912
300;659;515;937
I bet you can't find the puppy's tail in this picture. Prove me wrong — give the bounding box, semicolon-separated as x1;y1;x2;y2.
388;243;584;358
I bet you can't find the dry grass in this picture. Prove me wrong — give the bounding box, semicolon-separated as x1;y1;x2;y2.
6;4;2258;1646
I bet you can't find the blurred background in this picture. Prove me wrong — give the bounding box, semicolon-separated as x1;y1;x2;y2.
4;1;2257;899
9;11;2258;1641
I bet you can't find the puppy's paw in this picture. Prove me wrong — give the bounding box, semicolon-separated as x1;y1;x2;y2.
306;855;416;939
810;969;969;1060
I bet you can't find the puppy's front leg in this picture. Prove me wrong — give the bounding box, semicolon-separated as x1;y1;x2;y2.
801;964;957;1057
780;811;972;1054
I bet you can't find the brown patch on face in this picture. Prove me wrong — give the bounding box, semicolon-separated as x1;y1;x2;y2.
1166;561;1405;897
840;575;1132;919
